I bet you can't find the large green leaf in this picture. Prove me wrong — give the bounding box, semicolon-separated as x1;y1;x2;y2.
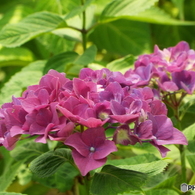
117;160;168;177
29;148;74;177
44;45;97;76
0;193;27;195
107;153;159;166
183;122;195;141
36;33;75;55
0;47;34;67
145;189;179;195
106;54;134;73
33;162;79;192
122;6;195;25
0;5;33;29
100;0;158;22
0;60;45;105
10;140;49;162
0;160;25;191
0;12;65;47
64;0;94;20
89;19;151;55
91;165;147;195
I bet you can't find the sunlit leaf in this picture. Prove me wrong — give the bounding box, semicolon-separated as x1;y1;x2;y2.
100;0;158;22
106;54;134;73
126;6;195;25
0;47;34;67
91;165;147;195
0;12;65;47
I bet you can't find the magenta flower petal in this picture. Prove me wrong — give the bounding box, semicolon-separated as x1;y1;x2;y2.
136;120;154;139
72;149;106;176
65;133;89;157
150;141;170;158
93;140;117;159
155;128;188;145
110;113;139;123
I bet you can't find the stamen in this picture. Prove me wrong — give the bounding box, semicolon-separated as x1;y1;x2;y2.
89;146;96;152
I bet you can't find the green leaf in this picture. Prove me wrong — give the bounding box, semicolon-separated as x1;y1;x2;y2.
186;152;195;173
0;60;45;105
0;47;34;67
0;5;33;29
36;33;75;55
52;28;81;42
0;160;25;191
0;193;27;195
107;153;159;166
64;0;94;20
10;140;49;162
44;45;97;76
0;12;65;47
117;160;167;177
123;6;195;25
100;0;158;22
29;148;73;177
106;54;134;73
154;175;177;189
33;163;79;192
89;19;151;56
145;189;179;195
90;165;147;195
43;51;79;74
183;122;195;141
187;140;195;153
74;45;97;65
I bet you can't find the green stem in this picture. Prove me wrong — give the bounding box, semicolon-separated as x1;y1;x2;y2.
73;177;80;195
179;145;187;183
84;174;91;195
81;0;87;51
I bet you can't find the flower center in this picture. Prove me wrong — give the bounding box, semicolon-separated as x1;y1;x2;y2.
89;146;96;152
98;112;109;120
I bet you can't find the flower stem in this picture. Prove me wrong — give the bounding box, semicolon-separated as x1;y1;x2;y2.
179;144;187;183
73;177;80;195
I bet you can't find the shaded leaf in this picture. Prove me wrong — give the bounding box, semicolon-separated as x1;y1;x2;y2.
44;45;97;76
145;189;179;195
0;60;45;105
0;193;27;195
10;140;49;162
33;163;79;192
0;12;65;47
89;19;151;56
91;165;147;195
29;148;73;177
43;51;79;74
0;160;25;191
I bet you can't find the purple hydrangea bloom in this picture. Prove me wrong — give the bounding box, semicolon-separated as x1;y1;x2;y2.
65;127;117;176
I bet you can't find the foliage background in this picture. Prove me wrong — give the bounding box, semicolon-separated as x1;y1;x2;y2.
1;0;195;194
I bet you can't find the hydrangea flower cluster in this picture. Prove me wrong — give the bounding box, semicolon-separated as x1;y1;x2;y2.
0;64;187;175
133;41;195;94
